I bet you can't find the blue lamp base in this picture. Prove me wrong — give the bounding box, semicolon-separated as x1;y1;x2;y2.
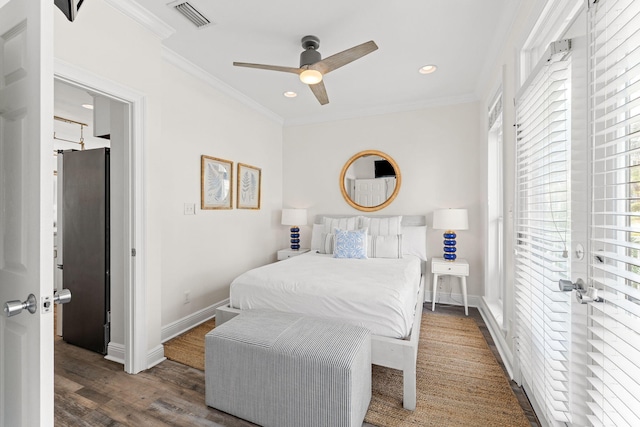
290;226;300;250
443;231;457;261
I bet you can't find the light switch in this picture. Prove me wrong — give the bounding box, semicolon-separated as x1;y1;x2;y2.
184;203;196;215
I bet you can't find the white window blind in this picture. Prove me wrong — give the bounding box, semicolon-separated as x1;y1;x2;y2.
587;0;640;425
515;50;572;424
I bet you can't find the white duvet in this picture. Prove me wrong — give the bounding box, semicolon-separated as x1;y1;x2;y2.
229;252;422;339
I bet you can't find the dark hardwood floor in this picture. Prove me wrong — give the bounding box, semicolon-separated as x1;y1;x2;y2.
55;336;256;427
54;304;540;426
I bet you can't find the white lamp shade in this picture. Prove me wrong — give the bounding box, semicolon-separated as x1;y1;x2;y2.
433;209;468;231
281;209;307;226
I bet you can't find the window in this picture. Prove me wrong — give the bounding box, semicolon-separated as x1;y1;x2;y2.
514;43;572;423
587;0;640;425
487;90;505;323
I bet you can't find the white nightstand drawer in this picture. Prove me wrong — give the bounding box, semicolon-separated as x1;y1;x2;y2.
432;259;469;275
277;248;310;261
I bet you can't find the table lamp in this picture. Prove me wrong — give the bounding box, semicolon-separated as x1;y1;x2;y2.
281;209;307;250
433;208;468;261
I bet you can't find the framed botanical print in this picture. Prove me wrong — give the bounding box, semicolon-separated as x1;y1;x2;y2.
237;163;261;209
201;155;233;209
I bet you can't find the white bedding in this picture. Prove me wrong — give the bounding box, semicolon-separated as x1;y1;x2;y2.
229;252;422;339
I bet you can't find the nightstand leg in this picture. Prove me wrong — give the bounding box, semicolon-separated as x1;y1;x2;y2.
461;276;468;316
432;273;439;311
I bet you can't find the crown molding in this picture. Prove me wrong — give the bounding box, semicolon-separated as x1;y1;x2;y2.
283;93;479;127
161;46;284;125
105;0;175;39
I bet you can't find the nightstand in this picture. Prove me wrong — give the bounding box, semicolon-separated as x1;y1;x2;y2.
431;257;469;315
277;248;310;261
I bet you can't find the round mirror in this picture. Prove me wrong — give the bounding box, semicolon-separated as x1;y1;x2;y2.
339;150;401;212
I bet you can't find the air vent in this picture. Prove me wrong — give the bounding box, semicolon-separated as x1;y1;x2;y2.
170;1;211;28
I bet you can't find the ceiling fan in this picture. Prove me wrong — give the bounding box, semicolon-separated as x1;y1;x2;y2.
233;36;378;105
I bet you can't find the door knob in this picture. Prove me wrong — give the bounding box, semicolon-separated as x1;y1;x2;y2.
54;289;72;305
558;278;585;291
3;294;37;317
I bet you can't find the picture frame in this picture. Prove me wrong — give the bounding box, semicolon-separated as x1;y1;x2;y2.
237;163;261;209
201;155;233;210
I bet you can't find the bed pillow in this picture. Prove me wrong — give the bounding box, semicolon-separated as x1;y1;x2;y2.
319;232;335;254
361;216;403;236
368;234;403;258
322;216;361;233
318;217;363;254
402;225;427;261
333;228;368;259
310;223;325;251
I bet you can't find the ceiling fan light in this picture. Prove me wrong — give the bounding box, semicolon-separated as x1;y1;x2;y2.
299;69;323;85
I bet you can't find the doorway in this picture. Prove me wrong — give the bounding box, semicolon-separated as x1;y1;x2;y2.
54;60;147;374
53;82;114;355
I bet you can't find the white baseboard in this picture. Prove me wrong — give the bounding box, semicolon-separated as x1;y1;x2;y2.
477;298;514;379
105;342;125;365
105;341;166;371
161;298;230;343
146;344;166;369
104;301;230;371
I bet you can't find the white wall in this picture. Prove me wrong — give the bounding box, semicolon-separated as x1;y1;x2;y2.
283;103;484;297
54;0;283;358
160;60;283;323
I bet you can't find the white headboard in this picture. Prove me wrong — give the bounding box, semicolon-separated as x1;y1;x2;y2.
314;214;426;227
314;214;428;274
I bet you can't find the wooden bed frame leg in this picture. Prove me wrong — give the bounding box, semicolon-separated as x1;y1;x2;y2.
402;346;417;410
402;278;423;410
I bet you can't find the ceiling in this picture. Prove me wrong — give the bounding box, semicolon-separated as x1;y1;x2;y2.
58;1;522;126
55;80;94;125
53;80;111;149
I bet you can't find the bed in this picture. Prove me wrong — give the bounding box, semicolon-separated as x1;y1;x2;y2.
216;215;427;410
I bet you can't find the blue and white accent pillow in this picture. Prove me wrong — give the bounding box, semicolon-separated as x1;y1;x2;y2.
333;228;368;259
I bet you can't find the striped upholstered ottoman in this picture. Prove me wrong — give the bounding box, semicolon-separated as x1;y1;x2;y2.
205;309;371;427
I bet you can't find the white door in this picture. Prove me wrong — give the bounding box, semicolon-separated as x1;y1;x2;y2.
354;178;387;206
0;0;54;426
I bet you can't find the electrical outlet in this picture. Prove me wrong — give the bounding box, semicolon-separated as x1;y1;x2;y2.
184;291;190;304
184;203;196;215
438;276;445;290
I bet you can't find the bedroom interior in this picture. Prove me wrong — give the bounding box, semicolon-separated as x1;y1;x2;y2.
1;0;638;426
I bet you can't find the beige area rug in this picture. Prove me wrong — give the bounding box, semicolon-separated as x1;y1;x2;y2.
164;318;216;371
164;312;530;427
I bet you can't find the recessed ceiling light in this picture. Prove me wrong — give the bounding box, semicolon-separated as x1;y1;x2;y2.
283;91;297;98
82;103;94;110
419;65;438;74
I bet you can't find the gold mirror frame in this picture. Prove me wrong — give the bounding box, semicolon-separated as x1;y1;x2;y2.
339;150;401;212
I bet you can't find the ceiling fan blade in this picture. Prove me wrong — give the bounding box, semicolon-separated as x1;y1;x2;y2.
311;40;378;75
309;80;329;105
233;62;303;75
